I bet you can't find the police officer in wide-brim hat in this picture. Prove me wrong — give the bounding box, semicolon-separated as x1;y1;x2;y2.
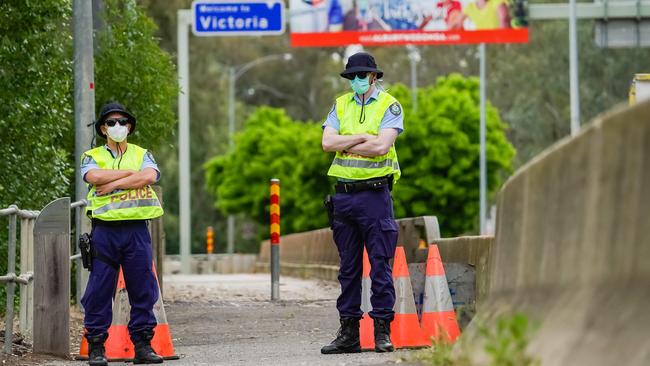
321;52;404;354
94;102;137;139
339;52;384;80
80;101;164;365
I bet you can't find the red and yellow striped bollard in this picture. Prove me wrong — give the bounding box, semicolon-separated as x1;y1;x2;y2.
270;178;280;300
206;226;214;255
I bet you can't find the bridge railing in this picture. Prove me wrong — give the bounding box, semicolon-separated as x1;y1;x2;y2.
0;205;38;354
0;198;88;356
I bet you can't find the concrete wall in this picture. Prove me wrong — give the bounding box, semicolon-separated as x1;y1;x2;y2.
165;254;257;275
470;100;650;365
255;216;441;280
255;216;494;321
413;236;494;305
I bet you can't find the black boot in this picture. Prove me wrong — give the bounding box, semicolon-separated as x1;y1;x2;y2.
133;330;163;364
321;318;361;354
374;318;394;353
85;333;108;366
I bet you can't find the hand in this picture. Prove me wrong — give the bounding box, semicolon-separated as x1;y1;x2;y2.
95;181;118;196
361;134;377;141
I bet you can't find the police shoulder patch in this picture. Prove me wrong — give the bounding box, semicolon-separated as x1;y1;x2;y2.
82;155;92;166
145;151;156;165
389;102;402;116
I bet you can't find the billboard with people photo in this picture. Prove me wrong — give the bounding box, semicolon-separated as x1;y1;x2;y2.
290;0;528;46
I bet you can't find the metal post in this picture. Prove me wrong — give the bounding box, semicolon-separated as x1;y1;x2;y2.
5;213;16;353
569;0;580;136
479;43;487;235
178;10;192;273
410;56;417;111
270;179;280;301
406;45;421;112
74;206;85;307
74;0;95;303
19;217;34;339
227;67;236;254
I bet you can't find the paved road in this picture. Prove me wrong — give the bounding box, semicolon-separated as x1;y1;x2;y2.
30;274;419;366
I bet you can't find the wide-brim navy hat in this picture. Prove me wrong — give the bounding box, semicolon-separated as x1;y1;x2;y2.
340;52;384;79
95;102;136;139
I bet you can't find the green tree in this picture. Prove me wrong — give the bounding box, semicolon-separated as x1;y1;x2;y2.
0;0;73;210
94;0;178;149
389;75;515;235
205;77;515;240
0;0;73;315
204;107;331;251
0;0;178;313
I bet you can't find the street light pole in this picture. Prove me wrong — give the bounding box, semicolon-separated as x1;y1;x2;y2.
73;0;95;303
479;43;487;235
225;53;292;254
569;0;580;136
227;67;236;254
177;10;191;273
406;45;421;112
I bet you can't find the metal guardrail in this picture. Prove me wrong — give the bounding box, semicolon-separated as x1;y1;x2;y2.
0;199;87;355
0;205;38;354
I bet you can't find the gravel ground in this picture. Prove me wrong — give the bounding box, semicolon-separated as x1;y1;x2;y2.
5;274;422;366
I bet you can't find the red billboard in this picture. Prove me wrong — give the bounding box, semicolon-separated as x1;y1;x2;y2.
290;0;528;47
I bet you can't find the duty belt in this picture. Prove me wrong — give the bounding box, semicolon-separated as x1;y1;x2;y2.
335;176;393;194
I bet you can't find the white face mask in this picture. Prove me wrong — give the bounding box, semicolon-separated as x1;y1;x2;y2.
107;124;129;142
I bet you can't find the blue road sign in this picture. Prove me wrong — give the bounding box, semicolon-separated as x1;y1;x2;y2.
192;0;285;36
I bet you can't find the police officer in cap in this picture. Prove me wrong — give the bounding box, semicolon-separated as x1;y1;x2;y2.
321;52;403;354
80;102;164;365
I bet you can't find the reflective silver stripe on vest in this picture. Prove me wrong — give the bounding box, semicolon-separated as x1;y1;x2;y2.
333;157;395;169
93;199;161;215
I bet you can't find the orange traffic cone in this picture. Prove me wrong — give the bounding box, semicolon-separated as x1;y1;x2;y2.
359;248;375;350
79;263;178;361
420;244;461;343
390;246;430;349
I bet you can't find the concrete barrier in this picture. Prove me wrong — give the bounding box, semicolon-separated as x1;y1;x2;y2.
467;100;650;365
255;217;494;325
412;236;493;306
255;216;441;280
164;254;257;275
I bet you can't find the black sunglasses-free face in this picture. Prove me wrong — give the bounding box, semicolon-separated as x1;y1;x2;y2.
343;71;370;80
104;117;130;127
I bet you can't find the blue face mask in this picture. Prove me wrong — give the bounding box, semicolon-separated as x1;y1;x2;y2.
349;75;371;95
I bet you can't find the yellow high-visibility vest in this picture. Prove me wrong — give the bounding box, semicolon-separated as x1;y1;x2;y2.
83;144;163;221
327;91;401;182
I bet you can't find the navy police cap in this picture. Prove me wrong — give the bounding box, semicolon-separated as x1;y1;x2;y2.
95;102;136;139
340;52;384;79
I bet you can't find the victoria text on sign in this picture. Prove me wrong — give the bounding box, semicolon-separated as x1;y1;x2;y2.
192;0;285;36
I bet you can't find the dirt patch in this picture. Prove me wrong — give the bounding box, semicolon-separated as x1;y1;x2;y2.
0;307;84;365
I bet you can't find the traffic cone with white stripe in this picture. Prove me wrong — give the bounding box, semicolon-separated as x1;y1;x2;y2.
359;248;375;350
390;246;430;348
420;244;461;342
78;263;178;361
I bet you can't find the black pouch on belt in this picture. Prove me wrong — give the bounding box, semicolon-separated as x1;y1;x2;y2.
79;227;120;271
324;195;334;227
79;233;93;271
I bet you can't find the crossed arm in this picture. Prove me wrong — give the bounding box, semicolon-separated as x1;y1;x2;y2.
86;168;158;196
322;126;398;157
